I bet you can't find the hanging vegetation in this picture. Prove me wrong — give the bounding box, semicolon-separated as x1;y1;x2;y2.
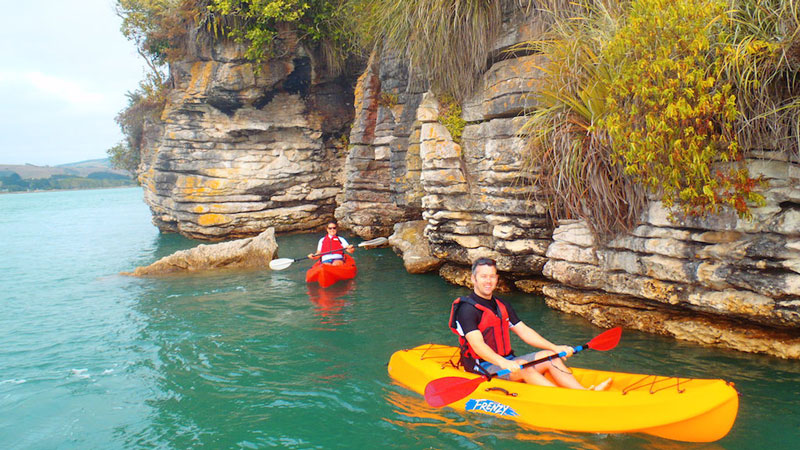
520;0;776;239
518;1;646;239
599;0;762;219
351;0;504;102
721;0;800;156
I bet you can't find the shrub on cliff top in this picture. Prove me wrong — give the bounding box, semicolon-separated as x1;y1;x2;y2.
599;0;763;218
207;0;359;75
116;0;199;73
521;0;766;239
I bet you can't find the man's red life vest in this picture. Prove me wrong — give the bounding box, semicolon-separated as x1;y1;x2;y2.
449;296;513;361
320;235;345;258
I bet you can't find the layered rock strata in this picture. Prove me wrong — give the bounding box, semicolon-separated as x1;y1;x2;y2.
418;92;551;274
335;49;426;239
338;3;553;276
136;4;800;358
139;32;359;240
543;155;800;357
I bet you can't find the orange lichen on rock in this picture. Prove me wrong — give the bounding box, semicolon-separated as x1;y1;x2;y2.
178;176;224;200
198;213;232;226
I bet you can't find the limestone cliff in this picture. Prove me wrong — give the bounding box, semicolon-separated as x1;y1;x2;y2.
333;3;800;358
139;29;360;240
338;2;552;276
542;159;800;358
139;4;800;358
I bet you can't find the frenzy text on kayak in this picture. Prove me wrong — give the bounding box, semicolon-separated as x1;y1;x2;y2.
465;399;519;417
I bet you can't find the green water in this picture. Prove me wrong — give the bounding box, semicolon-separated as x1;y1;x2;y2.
2;187;799;449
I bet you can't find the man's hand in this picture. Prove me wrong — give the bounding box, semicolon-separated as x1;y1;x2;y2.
552;345;574;358
498;359;522;373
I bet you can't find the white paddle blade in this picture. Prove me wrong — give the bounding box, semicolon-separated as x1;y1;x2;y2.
358;237;388;248
269;258;294;271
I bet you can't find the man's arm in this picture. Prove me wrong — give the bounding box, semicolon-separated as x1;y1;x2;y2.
464;331;523;372
511;321;573;356
308;238;324;259
339;237;355;253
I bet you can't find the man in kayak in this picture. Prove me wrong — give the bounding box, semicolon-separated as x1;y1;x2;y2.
308;220;354;266
450;257;612;391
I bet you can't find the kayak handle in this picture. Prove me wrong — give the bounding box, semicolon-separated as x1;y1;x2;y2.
485;387;517;397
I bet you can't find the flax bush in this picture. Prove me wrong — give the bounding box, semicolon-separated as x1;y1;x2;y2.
351;0;503;102
721;0;800;156
519;1;646;238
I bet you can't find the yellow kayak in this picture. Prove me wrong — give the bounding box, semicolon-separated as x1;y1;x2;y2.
387;344;739;442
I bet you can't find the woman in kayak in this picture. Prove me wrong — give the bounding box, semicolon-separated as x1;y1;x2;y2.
308;220;354;266
450;257;612;391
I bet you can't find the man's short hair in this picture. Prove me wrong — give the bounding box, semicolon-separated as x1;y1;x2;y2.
471;257;497;274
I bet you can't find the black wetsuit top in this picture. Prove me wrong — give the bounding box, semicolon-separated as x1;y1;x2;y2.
453;292;524;373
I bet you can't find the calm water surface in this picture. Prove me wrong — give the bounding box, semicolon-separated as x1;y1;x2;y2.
1;187;799;449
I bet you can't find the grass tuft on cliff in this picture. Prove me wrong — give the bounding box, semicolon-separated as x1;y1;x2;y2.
350;0;504;102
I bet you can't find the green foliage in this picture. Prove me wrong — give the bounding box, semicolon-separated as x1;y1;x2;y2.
521;0;766;238
208;0;358;73
600;0;763;218
720;0;800;155
436;94;466;145
209;0;308;63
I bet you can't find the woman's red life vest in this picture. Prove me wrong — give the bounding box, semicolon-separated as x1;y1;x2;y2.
448;296;513;360
320;235;344;257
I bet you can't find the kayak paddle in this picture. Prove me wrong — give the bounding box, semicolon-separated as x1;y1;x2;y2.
268;237;388;271
423;327;622;408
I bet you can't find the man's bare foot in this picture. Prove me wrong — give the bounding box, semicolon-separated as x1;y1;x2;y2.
590;377;613;391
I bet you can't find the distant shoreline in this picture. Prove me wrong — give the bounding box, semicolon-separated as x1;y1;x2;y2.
0;185;140;195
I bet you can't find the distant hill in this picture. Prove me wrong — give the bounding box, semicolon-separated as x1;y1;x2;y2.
57;158;116;169
0;158;131;179
0;158;137;192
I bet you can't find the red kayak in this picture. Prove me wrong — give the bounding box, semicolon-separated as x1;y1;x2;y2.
305;255;357;288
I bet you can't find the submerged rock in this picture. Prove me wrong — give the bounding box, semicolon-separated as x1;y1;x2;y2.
123;228;277;276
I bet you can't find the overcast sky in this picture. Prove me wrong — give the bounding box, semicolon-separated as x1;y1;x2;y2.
0;0;147;166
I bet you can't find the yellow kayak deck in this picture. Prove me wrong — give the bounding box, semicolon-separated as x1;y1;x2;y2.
387;344;738;442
